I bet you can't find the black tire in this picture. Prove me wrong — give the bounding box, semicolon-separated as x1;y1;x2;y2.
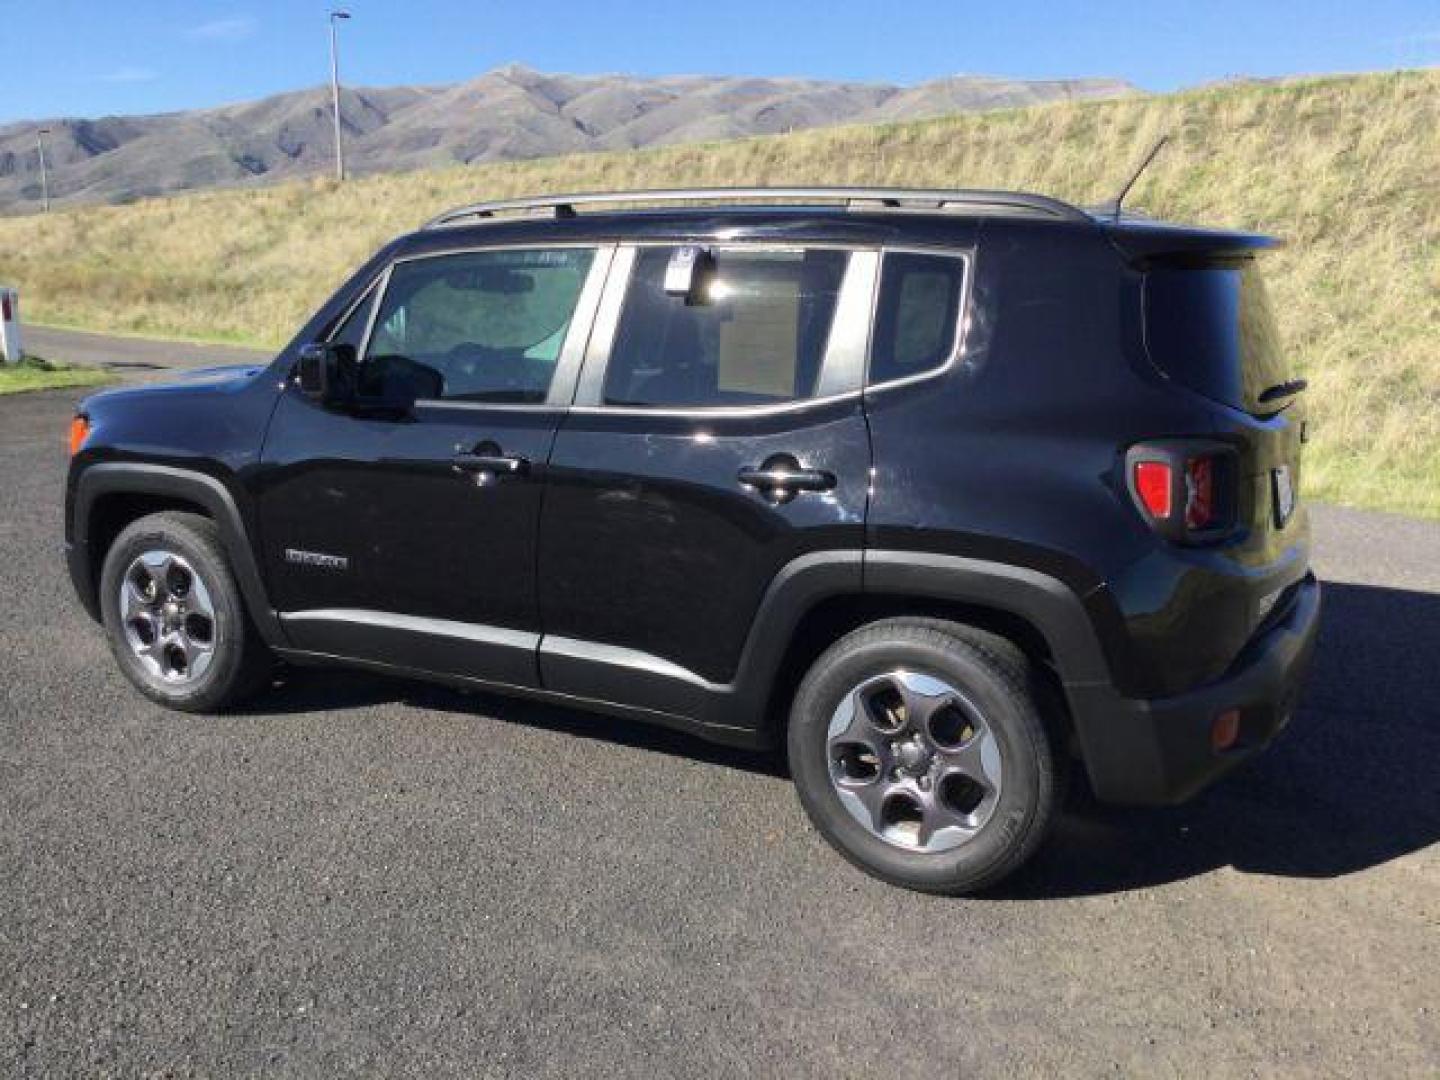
787;617;1059;895
99;511;273;713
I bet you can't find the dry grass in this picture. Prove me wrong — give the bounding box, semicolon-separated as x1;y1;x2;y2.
0;69;1435;514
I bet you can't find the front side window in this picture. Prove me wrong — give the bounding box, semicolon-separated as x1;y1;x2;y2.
869;252;966;385
364;247;595;403
602;247;849;408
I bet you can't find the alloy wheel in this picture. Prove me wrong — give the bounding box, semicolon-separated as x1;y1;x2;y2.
118;550;218;684
826;670;1003;853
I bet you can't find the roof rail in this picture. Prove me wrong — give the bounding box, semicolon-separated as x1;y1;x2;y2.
422;186;1091;229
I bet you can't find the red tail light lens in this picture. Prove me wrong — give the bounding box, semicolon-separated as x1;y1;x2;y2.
1133;461;1173;518
1127;440;1237;542
1184;456;1215;529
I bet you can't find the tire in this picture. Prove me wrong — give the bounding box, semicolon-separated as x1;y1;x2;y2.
98;511;273;713
787;617;1059;895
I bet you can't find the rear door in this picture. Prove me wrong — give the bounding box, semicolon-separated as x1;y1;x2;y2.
536;242;875;711
257;244;611;686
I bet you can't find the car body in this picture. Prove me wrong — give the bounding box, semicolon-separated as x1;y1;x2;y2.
64;187;1320;892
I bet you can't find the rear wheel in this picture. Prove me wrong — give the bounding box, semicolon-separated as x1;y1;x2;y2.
99;511;272;712
788;617;1059;894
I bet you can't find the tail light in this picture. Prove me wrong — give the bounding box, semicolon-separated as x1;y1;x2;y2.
1126;440;1238;543
1133;461;1173;518
1184;456;1215;529
68;415;91;457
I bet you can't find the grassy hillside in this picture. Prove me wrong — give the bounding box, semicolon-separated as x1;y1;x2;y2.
0;69;1435;515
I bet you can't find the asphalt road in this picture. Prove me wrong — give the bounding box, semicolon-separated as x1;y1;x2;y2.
25;324;270;378
2;380;1437;1077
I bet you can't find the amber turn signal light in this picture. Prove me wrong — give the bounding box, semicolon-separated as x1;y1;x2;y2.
68;415;91;457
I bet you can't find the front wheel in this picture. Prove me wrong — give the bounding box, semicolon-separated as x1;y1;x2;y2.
99;511;273;713
787;617;1059;895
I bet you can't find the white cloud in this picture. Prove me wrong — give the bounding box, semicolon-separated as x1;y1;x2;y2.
185;15;258;42
103;66;160;83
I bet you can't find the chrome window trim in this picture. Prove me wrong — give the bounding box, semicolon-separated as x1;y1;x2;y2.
323;277;382;344
570;242;877;417
573;245;638;407
357;242;615;412
353;263;393;366
814;249;879;398
862;246;976;397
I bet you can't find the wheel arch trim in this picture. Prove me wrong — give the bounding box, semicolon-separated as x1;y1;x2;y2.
69;463;287;647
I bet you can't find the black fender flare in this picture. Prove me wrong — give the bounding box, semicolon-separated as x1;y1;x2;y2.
726;547;1113;740
860;549;1112;684
68;462;287;647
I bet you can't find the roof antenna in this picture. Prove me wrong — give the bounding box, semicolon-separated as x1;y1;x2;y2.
1098;135;1169;221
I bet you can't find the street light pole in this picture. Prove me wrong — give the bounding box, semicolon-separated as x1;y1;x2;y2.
36;128;52;213
328;11;351;182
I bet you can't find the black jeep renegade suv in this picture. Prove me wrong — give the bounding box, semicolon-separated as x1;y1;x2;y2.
64;187;1320;894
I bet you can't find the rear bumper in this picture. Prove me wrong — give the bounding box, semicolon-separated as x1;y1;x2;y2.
1068;572;1321;805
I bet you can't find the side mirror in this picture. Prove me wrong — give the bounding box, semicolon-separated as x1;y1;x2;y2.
296;342;355;404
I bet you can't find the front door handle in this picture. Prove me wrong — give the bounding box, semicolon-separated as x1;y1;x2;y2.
452;452;529;475
451;441;530;485
738;455;836;504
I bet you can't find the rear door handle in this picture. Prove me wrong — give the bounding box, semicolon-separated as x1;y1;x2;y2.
738;456;836;504
738;465;835;491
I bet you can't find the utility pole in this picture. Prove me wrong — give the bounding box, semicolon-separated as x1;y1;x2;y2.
329;11;351;181
36;128;52;212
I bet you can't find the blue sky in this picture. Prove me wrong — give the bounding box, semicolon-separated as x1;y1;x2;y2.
4;0;1439;122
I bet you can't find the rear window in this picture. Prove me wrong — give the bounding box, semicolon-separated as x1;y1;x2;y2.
1144;259;1288;414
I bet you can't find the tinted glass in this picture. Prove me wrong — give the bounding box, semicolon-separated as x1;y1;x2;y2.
365;248;594;403
869;252;966;385
328;287;376;351
1145;260;1287;414
603;247;848;408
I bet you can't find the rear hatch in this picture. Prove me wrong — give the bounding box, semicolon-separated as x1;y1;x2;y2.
1141;253;1307;554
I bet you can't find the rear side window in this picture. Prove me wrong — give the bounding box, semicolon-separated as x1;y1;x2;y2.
1144;259;1287;415
869;252;966;385
603;247;849;408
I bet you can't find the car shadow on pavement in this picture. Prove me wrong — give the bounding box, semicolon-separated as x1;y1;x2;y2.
251;579;1438;898
998;580;1440;899
252;666;786;778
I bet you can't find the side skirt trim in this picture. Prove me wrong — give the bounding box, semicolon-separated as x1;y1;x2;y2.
273;647;763;749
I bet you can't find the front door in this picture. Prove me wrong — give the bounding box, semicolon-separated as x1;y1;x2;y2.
257;243;610;686
537;243;875;718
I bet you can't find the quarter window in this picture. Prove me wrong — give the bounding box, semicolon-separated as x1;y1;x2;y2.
327;287;376;351
602;247;849;408
869;252;966;385
363;248;595;403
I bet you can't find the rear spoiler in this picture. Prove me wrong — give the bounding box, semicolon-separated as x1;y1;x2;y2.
1101;218;1283;263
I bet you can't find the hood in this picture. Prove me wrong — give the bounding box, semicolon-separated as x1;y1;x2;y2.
176;362;267;382
78;361;268;414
